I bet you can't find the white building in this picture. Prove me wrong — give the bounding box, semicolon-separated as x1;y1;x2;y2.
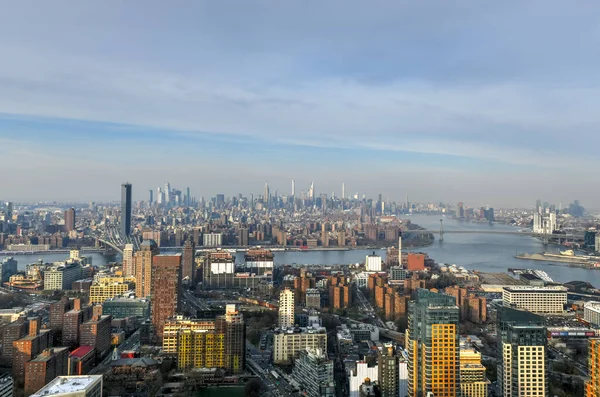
502;286;567;314
399;359;408;397
354;272;371;288
122;244;134;276
365;254;382;272
31;376;103;397
533;212;557;234
279;289;295;328
44;263;83;290
203;233;223;247
348;361;378;397
584;301;600;327
273;327;327;364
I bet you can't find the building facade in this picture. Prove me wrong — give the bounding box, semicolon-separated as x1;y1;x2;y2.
497;307;548;397
407;289;460;397
586;338;600;397
291;348;335;397
134;240;159;298
279;289;295;328
584;302;600;327
502;286;567;314
460;349;489;397
30;375;103;397
273;328;327;364
151;254;181;342
44;263;83;290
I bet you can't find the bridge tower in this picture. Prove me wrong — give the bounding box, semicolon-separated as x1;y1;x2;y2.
439;219;444;242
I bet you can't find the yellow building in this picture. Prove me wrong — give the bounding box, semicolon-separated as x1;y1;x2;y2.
163;316;216;354
407;289;460;397
460;349;489;397
164;305;245;374
586;339;600;397
89;276;135;304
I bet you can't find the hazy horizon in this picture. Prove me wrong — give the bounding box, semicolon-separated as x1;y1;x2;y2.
2;1;599;207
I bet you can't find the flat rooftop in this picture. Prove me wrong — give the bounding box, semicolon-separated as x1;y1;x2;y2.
479;272;524;286
31;375;102;397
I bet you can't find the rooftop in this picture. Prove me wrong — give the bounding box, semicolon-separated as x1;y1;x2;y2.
69;345;95;358
503;285;568;292
31;376;102;397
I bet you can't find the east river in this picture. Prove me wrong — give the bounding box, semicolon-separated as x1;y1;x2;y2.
2;215;598;287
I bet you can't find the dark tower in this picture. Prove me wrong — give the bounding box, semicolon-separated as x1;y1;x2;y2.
121;183;132;236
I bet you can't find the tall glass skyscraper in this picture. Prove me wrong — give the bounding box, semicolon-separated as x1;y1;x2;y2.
121;183;132;236
407;289;460;397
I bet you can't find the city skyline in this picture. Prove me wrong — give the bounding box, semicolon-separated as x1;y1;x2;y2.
2;2;600;206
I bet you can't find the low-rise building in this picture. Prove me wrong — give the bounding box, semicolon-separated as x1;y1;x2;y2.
273;326;327;364
30;375;103;397
89;277;135;304
584;301;600;328
502;286;567;314
44;263;83;291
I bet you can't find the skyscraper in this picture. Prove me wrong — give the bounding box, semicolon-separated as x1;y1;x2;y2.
497;307;548;397
182;238;195;284
122;244;134;276
164;182;171;204
148;189;153;205
64;208;75;232
121;183;132;236
151;254;181;342
134;240;159;298
378;344;399;397
407;289;460;397
291;179;295;197
264;182;270;206
279;288;295;328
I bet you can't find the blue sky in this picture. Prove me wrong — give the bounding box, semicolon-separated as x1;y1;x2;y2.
1;1;599;206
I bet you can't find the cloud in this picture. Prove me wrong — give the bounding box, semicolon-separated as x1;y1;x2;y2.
1;1;599;205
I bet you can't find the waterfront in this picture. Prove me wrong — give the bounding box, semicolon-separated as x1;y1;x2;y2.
1;215;598;287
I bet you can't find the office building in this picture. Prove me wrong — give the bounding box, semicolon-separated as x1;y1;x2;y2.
30;375;103;397
44;263;83;290
407;289;460;397
24;347;69;396
0;257;17;284
389;266;407;282
586;339;600;397
365;254;382;272
122;244;134;276
101;298;149;319
64;208;75;232
584;301;600;327
0;374;13;397
181;239;195;284
279;288;295;328
460;349;489;397
202;250;235;289
273;327;327;364
80;315;112;359
291;348;335;397
502;286;567;314
134;240;159;298
121;182;132;236
171;306;245;374
497;307;547;397
89;277;135;304
151;254;182;342
235;249;274;288
378;344;399;397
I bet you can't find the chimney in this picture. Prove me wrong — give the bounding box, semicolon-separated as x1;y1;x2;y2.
29;318;40;336
73;298;82;311
93;305;103;317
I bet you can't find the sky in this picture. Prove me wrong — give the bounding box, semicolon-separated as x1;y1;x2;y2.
1;1;599;207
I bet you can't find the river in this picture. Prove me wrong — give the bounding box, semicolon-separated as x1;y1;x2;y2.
1;215;597;287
